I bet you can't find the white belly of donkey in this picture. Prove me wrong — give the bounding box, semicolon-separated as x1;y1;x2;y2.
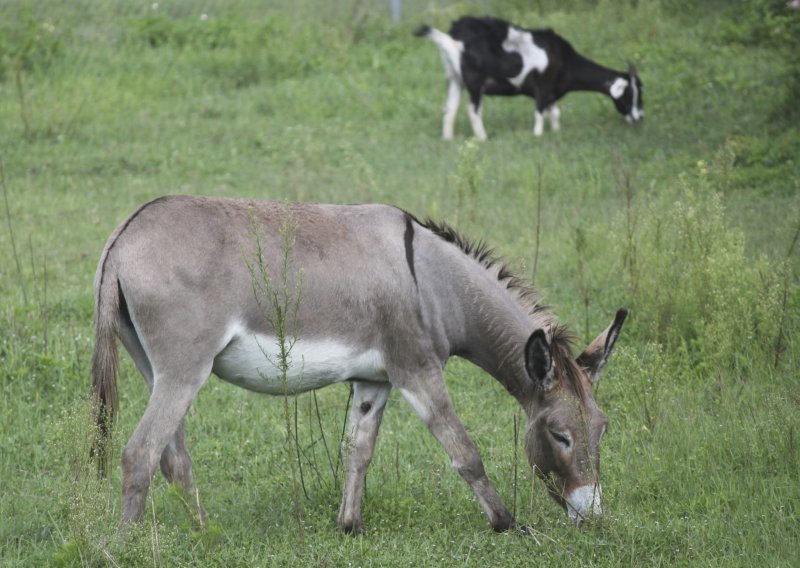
212;332;388;395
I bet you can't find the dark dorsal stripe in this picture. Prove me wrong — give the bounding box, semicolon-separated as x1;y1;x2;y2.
403;213;417;285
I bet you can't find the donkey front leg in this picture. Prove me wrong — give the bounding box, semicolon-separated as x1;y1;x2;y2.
398;371;516;532
121;369;208;523
338;381;392;534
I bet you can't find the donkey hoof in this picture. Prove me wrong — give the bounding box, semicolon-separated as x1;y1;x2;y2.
340;521;364;536
517;524;536;536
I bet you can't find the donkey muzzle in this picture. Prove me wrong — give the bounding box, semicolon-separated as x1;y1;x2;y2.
565;484;603;526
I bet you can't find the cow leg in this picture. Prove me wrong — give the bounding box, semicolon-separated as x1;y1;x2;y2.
533;109;545;136
119;323;205;521
466;91;488;141
442;80;461;140
397;368;516;532
533;91;555;136
338;381;392;534
120;361;210;523
549;104;561;132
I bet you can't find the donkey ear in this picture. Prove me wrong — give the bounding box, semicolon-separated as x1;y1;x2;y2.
525;329;555;390
576;309;628;386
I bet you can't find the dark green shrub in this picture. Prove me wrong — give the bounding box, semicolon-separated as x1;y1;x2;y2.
127;13;238;50
618;146;787;378
0;9;64;80
717;0;800;122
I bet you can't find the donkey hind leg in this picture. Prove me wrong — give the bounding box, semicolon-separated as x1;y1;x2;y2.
120;360;211;523
398;369;516;532
159;423;205;522
119;323;204;520
337;381;392;534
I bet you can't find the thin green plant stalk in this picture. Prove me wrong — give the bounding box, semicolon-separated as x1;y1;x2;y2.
13;64;33;143
313;389;338;487
336;384;354;482
27;236;49;355
307;396;329;493
1;158;28;305
150;492;162;568
531;163;543;287
616;155;639;295
453;139;482;227
774;218;800;368
294;396;309;500
574;227;591;344
512;412;519;520
244;205;307;543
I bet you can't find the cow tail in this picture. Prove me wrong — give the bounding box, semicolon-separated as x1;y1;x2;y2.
413;25;463;83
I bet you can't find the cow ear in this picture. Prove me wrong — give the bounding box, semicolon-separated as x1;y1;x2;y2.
576;309;628;386
525;329;555;391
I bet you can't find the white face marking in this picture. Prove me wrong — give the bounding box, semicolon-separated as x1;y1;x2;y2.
565;484;603;525
502;27;549;88
212;326;387;395
609;77;629;99
628;77;643;122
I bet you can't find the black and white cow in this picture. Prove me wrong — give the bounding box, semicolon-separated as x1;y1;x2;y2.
414;16;644;140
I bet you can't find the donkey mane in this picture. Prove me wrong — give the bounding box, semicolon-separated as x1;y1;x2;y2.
420;217;543;310
418;217;586;399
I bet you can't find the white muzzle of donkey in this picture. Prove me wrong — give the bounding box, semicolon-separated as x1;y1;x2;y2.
565;484;603;525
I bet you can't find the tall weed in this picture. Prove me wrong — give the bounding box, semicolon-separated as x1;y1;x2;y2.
450;139;484;226
618;145;786;380
47;398;118;565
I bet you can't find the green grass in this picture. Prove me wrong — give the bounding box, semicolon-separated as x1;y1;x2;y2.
1;0;798;565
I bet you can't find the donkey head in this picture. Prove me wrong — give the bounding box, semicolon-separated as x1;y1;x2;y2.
609;64;644;124
523;309;627;525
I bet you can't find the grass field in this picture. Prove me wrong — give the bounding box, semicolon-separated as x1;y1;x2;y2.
1;0;798;565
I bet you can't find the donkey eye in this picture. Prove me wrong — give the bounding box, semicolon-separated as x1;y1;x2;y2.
549;430;572;449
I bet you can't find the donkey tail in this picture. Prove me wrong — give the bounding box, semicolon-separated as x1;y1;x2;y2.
413;24;464;83
91;260;120;475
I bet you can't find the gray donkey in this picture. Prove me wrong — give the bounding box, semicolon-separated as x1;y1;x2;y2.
92;195;627;533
